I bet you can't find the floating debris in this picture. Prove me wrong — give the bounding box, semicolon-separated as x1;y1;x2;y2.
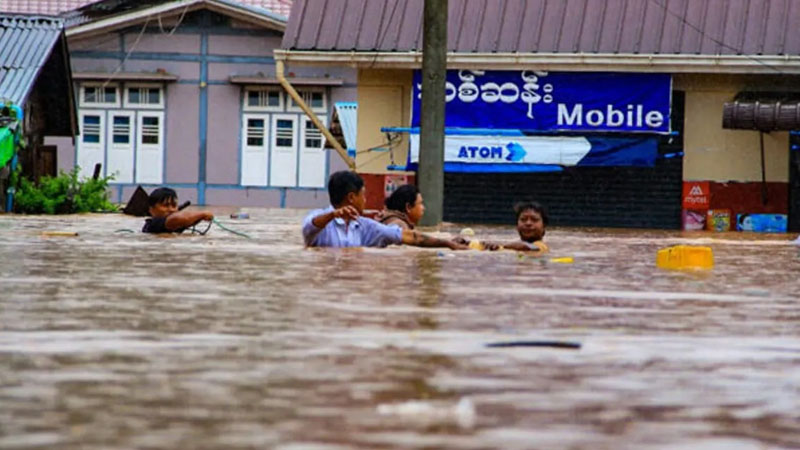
377;397;476;430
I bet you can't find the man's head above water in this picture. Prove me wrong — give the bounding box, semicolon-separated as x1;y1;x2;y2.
148;187;178;218
514;201;548;242
328;170;366;213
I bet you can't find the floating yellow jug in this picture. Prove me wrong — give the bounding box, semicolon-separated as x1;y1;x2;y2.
656;245;713;270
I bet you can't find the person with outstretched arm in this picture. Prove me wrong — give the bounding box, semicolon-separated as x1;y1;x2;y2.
302;171;467;250
142;187;214;234
456;201;549;253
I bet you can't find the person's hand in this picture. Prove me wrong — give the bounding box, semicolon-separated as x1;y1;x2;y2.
448;240;469;250
333;205;359;222
452;236;470;245
483;241;502;251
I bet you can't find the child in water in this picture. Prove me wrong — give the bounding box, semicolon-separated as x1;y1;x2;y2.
457;201;549;253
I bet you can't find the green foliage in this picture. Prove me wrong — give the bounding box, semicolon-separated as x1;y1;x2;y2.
13;166;117;214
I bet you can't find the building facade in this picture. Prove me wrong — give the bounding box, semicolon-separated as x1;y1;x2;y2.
40;0;354;208
0;14;77;208
279;0;800;231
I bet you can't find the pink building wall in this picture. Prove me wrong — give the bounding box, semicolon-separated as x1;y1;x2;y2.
165;84;200;183
59;9;357;209
206;84;241;185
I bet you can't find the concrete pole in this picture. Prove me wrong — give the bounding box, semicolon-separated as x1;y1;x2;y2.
418;0;448;226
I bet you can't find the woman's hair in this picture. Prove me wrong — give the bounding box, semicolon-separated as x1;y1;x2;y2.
513;201;549;226
385;184;419;212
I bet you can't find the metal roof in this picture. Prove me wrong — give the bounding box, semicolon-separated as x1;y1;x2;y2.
0;0;293;17
66;0;288;38
282;0;800;56
0;15;66;106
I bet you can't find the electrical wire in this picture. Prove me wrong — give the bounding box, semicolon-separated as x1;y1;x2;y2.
100;16;151;90
211;218;253;239
157;5;189;36
647;0;783;73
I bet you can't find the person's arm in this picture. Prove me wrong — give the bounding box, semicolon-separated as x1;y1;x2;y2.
492;240;548;253
302;206;359;245
312;206;359;229
401;229;469;250
164;210;214;231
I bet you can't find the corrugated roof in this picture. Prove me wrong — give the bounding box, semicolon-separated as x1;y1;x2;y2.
66;0;288;38
0;15;65;105
282;0;800;56
0;0;293;19
0;0;101;16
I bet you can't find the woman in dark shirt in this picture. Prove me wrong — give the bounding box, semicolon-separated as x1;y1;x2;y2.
377;184;425;230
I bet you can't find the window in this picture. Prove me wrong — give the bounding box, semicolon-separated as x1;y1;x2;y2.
276;119;294;147
125;85;164;108
76;82;166;184
112;116;131;144
243;88;283;111
246;118;265;146
136;112;165;184
80;84;120;107
141;116;160;144
288;89;326;113
304;121;323;148
82;115;101;143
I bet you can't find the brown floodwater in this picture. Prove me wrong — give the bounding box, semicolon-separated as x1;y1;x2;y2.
1;209;799;449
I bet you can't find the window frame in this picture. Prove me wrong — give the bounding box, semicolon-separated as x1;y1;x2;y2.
123;83;165;109
79;83;121;108
243;87;284;112
286;87;327;113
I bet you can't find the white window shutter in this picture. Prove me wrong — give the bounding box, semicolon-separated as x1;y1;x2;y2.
269;115;298;187
298;117;327;188
241;114;269;186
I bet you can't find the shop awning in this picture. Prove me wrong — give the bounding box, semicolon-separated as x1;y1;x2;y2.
723;101;800;131
229;75;343;86
334;102;357;157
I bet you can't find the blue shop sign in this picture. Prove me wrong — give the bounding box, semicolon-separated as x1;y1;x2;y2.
412;70;672;134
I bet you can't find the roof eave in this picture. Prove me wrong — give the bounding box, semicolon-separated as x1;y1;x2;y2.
274;50;800;74
66;0;286;39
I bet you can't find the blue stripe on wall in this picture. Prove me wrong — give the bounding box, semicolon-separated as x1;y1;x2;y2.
71;50;276;65
197;30;209;205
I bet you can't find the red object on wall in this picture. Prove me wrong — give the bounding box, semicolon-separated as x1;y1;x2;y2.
708;181;788;222
360;173;416;211
682;181;710;209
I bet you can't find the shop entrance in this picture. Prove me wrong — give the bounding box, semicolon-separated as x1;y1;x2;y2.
443;92;685;229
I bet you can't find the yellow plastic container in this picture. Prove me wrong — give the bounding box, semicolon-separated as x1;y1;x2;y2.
468;240;484;251
550;257;574;264
656;245;713;270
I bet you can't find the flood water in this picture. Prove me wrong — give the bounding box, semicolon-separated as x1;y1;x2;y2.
1;208;799;449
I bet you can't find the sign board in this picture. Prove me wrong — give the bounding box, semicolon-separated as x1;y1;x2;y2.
409;135;591;165
407;134;658;172
412;70;672;133
682;181;710;209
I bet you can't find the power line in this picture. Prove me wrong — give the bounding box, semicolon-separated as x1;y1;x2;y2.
647;0;783;73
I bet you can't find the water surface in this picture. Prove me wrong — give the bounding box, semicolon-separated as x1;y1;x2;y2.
1;209;799;449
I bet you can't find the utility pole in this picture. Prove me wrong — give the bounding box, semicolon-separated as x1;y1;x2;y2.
418;0;447;226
